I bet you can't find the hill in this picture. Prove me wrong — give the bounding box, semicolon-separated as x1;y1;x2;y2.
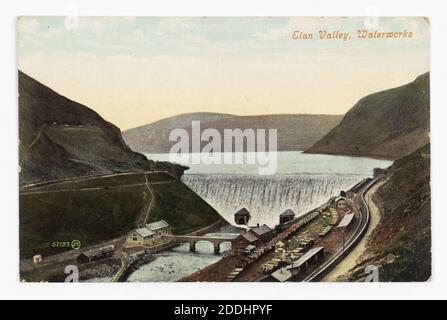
123;113;343;153
305;73;430;160
20;172;222;258
340;144;431;281
18;71;186;185
18;72;222;258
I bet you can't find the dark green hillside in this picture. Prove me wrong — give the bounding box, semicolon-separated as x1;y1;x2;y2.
20;185;149;258
306;73;430;159
20;172;221;258
149;181;222;235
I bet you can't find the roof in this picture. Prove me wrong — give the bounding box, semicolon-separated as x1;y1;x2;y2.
286;247;324;270
146;220;169;231
242;232;258;243
235;208;250;216
80;244;116;259
271;268;293;282
245;245;256;251
80;249;102;259
135;227;155;238
335;196;347;203
250;224;272;236
100;245;115;253
337;212;355;228
280;209;296;217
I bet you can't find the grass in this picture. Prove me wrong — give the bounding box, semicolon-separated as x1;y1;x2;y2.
148;181;221;235
145;172;176;183
20;172;222;259
20;185;148;258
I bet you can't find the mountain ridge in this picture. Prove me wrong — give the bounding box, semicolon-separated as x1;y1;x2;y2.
123;113;343;153
18;71;186;185
305;72;430;160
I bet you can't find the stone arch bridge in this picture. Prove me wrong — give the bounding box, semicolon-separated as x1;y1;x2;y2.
163;234;239;254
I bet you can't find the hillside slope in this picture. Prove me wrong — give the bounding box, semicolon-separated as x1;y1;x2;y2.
123;113;342;153
18;73;223;258
20;172;222;258
18;71;185;185
340;144;431;282
306;73;430;160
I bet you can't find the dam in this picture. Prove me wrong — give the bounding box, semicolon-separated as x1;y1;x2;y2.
182;173;364;227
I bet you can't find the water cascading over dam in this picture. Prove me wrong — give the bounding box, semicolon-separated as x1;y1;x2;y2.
182;174;367;228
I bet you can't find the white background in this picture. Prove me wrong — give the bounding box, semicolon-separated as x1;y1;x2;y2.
1;0;446;300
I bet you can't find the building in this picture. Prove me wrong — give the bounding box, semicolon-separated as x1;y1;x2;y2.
32;255;42;264
234;208;251;225
285;246;324;275
268;247;325;282
146;220;171;236
279;209;296;224
244;245;256;254
76;245;115;264
335;196;348;209
126;227;156;246
77;249;103;264
126;220;172;247
337;211;355;228
248;224;273;243
233;232;259;254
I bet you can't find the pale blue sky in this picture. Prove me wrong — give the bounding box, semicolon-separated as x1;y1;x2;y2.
18;17;430;129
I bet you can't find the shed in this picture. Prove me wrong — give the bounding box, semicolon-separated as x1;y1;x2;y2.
279;209;296;224
335;196;348;209
285;246;324;275
32;255;42;264
249;224;273;243
233;232;259;254
77;249;103;264
76;245;115;264
337;211;355;228
234;208;251;225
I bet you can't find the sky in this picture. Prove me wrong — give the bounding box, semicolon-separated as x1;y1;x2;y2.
18;17;429;130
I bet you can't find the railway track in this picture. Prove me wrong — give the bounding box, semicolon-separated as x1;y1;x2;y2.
302;177;376;282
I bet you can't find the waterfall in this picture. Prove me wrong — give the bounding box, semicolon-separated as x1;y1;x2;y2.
182;173;367;228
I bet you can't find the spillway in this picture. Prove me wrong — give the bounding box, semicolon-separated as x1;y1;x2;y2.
182;173;366;227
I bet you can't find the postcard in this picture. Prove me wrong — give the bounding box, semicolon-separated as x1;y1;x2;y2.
18;17;430;282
